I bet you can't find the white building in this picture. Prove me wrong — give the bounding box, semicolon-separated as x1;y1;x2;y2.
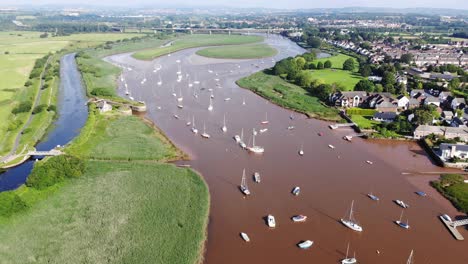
440;143;468;160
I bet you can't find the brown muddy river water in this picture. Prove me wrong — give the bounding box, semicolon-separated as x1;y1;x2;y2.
106;35;468;264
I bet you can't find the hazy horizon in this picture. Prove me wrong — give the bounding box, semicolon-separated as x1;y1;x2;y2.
1;0;467;11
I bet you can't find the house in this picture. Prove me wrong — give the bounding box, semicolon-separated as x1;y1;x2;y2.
396;95;409;109
438;91;452;102
424;96;440;107
451;98;466;110
440;143;468;160
96;100;112;113
414;125;468;141
330;91;368;108
373;112;397;122
410;89;425;98
443;111;454;121
396;76;408;85
408;98;421;109
368;76;382;82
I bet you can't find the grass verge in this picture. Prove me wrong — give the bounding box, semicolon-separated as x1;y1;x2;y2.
237;71;340;121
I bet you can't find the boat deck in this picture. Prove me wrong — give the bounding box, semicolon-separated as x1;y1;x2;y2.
439;216;465;241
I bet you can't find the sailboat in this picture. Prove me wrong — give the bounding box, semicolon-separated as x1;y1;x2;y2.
186;115;191;126
242;97;246;105
193;74;200;84
341;243;357;264
247;129;264;154
210;90;214;99
406;250;414;264
240;169;250;195
177;87;183;102
157;74;162;86
240;232;250;242
254;172;261;183
191;116;198;134
395;210;410;229
240;128;247;149
367;191;380;201
297;240;314;249
172;86;177;97
221;114;227;132
176;64;182;75
261;112;269;124
201;122;210;138
299;144;304;156
340;200;363;232
208;97;213;111
188;76;193;87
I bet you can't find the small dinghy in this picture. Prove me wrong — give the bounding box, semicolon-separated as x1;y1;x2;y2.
240;232;250;242
254;172;261;183
292;215;307;222
298;240;314;249
267;214;276;228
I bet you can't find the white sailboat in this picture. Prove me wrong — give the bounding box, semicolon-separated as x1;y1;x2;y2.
292;215;307;222
395;210;410;229
177;87;183;102
186;115;192;126
247;129;264;154
240;128;247;149
242;97;246;105
341;243;357;264
210;90;214;99
395;200;409;209
191;116;198;134
340;200;363;232
299;144;304;156
172;86;177;97
406;250;414;264
298;240;313;249
221;114;227;132
176;64;182;75
208;97;213;111
201;122;210;138
292;186;301;196
240;169;250;195
261;112;269;124
157;74;162;86
193;74;200;84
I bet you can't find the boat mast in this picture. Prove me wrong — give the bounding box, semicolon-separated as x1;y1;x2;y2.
406;250;414;264
192;116;196;128
349;200;354;221
252;129;256;147
223;114;226;127
241;128;244;141
241;169;247;188
345;242;350;259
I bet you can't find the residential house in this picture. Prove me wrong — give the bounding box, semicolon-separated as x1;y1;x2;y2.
424;96;440;107
96;100;112;113
414;125;468;141
442;111;454;121
440;143;468;160
330;91;368;108
438;91;452;103
396;95;409;109
408;98;421;109
373;112;397;122
451;98;466;110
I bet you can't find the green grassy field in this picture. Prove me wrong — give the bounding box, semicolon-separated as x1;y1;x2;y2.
0;107;209;263
196;43;277;59
314;53;359;70
0;31;145;157
431;174;468;214
0;161;209;264
67;113;181;161
350;115;379;129
309;69;363;91
237;71;340;121
132;34;264;60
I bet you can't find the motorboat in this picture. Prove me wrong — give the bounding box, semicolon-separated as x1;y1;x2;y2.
224;97;231;101
395;200;409;209
366;160;373;164
240;232;250;242
292;215;307;222
292;187;300;196
177;104;183;109
173;114;179;119
328;144;335;149
267;214;276;228
254;172;261;183
340;200;363;232
287;126;295;130
259;128;268;133
234;135;241;143
367;193;379;201
297;240;313;249
416;191;427;197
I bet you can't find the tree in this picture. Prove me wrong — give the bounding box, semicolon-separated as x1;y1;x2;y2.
296;71;314;87
342;58;355;71
414;109;433;125
307;37;322;49
449;78;460;90
382;71;396;87
295;57;306;70
317;61;324;69
400;53;414;64
383;55;393;63
324;60;332;68
354;80;375;92
315;84;333;101
302;52;316;62
375;84;384;92
359;64;372;77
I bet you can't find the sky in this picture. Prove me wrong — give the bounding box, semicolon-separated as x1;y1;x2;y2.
1;0;467;10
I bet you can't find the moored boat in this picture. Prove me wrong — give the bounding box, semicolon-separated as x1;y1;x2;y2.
395;200;409;208
254;172;261;183
367;193;379;201
240;232;250;242
297;240;314;249
292;186;301;196
292;215;307;222
340;200;363;232
267;214;276;228
240;169;250;196
341;243;357;264
328;144;335;149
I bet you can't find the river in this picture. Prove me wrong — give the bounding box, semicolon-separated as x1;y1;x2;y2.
106;34;468;263
0;53;88;192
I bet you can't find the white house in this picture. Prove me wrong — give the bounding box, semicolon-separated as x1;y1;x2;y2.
396;95;409;109
451;98;466;110
440;143;468;160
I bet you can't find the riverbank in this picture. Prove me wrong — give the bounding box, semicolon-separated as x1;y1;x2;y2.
236;71;341;121
0;106;209;264
196;43;277;59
